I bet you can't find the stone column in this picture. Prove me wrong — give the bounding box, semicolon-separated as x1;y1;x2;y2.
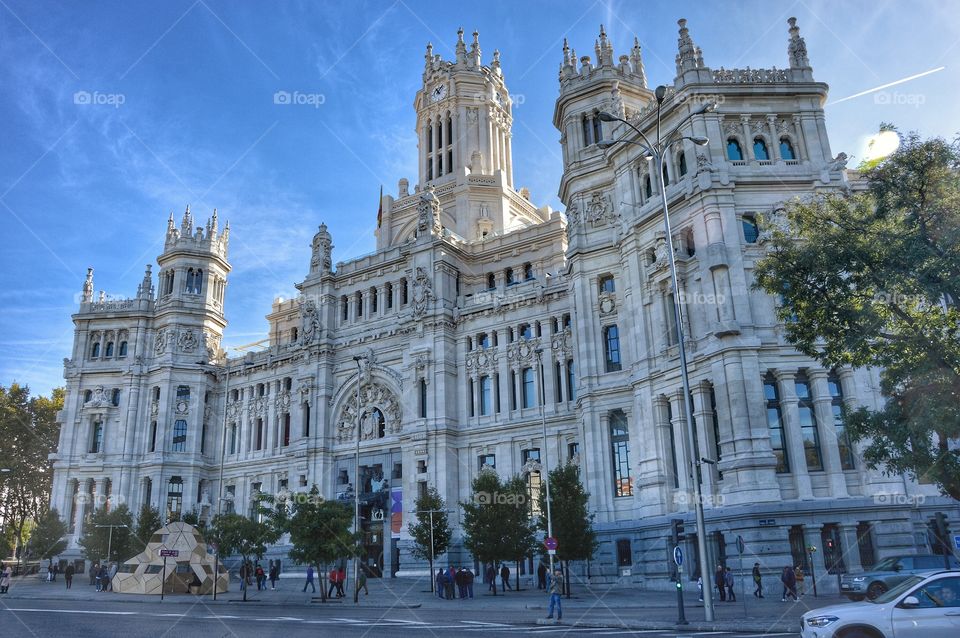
766;115;781;161
691;382;717;501
669;390;691;496
839;523;863;574
792;114;808;161
776;370;813;499
809;369;849;497
740;115;752;160
541;350;557;415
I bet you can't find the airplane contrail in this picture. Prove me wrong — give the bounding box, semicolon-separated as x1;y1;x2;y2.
827;66;946;105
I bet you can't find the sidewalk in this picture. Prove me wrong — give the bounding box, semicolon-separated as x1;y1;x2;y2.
2;573;832;633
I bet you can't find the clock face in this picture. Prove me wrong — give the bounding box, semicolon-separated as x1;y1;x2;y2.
431;83;447;102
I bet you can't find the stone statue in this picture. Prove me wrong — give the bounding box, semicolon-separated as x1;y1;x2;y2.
299;297;321;344
412;266;434;320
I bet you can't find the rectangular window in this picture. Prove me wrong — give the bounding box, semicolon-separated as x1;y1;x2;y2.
177;385;190;400
521;367;535;409
494;373;501;413
282;413;291;447
764;375;790;473
90;421;104;453
795;374;823;471
666;402;679;488
829;373;855;470
610;411;633;497
857;522;876;568
419;379;427;418
172;419;187;452
664;294;678;346
200;420;207;455
149;421;157;453
256;418;264;450
566;360;575;401
522;448;541;464
479;454;496;470
568;442;580;461
710;388;723;480
468;379;475;417
229;423;237;454
554;362;563;403
604;325;621;372
479;376;492;416
303;404;310;438
225;485;236;514
510;371;517;410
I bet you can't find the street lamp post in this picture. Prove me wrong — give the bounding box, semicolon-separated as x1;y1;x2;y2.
94;523;129;566
534;348;555;578
353;354;368;604
599;88;717;622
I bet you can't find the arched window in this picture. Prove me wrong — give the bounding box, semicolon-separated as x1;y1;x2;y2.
829;372;855;470
599;275;616;294
290;327;298;343
105;342;114;357
487;273;496;290
401;278;409;305
341;295;349;321
753;137;770;161
795;372;823;471
91;342;100;358
111;389;120;406
118;341;128;357
386;282;394;309
505;267;515;286
683;228;696;257
764;373;789;473
84;390;93;403
519;323;533;341
644;175;652;198
779;137;796;161
661;162;669;186
172;419;187;452
521;367;535;408
742;215;760;244
371;407;385;438
726;138;743;161
370;286;378;313
677;151;688;177
523;263;534;281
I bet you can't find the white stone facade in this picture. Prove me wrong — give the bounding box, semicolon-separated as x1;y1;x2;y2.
51;20;957;590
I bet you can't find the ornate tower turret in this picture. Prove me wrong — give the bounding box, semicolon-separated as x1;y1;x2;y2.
674;18;712;86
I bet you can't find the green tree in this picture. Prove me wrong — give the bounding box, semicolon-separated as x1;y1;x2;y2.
206;494;282;601
286;486;357;602
754;132;960;500
77;504;135;563
0;385;63;567
133;504;163;553
461;469;537;595
407;486;452;593
536;463;598;596
26;508;68;560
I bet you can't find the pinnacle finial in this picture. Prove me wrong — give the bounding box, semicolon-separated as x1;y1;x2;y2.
457;26;464;41
787;17;810;69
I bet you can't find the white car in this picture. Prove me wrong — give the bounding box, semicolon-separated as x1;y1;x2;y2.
801;570;960;638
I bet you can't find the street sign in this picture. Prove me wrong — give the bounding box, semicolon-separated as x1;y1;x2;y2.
159;549;179;558
954;535;960;550
737;536;745;554
547;549;556;556
544;536;558;551
673;546;683;567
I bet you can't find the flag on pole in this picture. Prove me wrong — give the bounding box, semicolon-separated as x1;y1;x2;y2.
377;185;383;228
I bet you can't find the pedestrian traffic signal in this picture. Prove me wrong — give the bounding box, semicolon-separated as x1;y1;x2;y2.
671;519;685;544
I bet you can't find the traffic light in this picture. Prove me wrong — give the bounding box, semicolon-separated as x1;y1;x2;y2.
671;519;685;545
934;513;949;551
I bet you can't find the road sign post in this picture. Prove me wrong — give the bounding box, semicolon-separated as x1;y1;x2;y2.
673;546;686;626
737;535;746;617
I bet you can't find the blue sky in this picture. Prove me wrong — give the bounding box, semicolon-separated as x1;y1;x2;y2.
1;0;957;396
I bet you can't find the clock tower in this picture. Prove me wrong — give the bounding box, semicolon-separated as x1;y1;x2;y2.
416;28;514;188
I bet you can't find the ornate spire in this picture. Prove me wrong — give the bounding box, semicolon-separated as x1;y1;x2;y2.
491;49;501;75
137;264;153;299
424;42;434;75
787;17;810;68
311;223;333;274
675;18;704;75
595;24;613;66
455;27;467;64
82;267;94;303
630;36;647;86
469;30;481;66
180;205;193;238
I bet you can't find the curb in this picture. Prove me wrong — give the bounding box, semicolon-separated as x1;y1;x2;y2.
535;618;797;634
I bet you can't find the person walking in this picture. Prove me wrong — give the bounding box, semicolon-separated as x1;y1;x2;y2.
335;567;346;598
254;563;265;591
714;564;726;602
356;568;369;596
455;567;466;599
545;568;564;622
485;564;496;594
464;566;475;599
780;565;797;601
302;565;316;593
327;567;337;598
724;567;736;602
269;563;279;590
65;563;75;589
794;565;805;598
537;562;547;590
697;575;704;602
752;562;763;598
500;563;512;591
89;562;98;586
96;564;107;592
0;564;11;593
445;565;456;600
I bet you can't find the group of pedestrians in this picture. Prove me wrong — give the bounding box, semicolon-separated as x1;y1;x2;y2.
481;563;513;593
87;562;116;592
712;564;737;602
780;564;805;601
434;566;475;599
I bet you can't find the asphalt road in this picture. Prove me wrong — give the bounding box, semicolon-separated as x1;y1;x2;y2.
0;598;800;638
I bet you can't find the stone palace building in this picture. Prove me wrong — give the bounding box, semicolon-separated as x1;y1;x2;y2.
51;18;957;590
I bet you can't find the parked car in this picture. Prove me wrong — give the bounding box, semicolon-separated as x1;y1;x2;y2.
840;554;960;601
802;570;960;638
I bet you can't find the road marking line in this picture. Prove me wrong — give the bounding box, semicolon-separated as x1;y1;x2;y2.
462;621;514;626
0;609;136;616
